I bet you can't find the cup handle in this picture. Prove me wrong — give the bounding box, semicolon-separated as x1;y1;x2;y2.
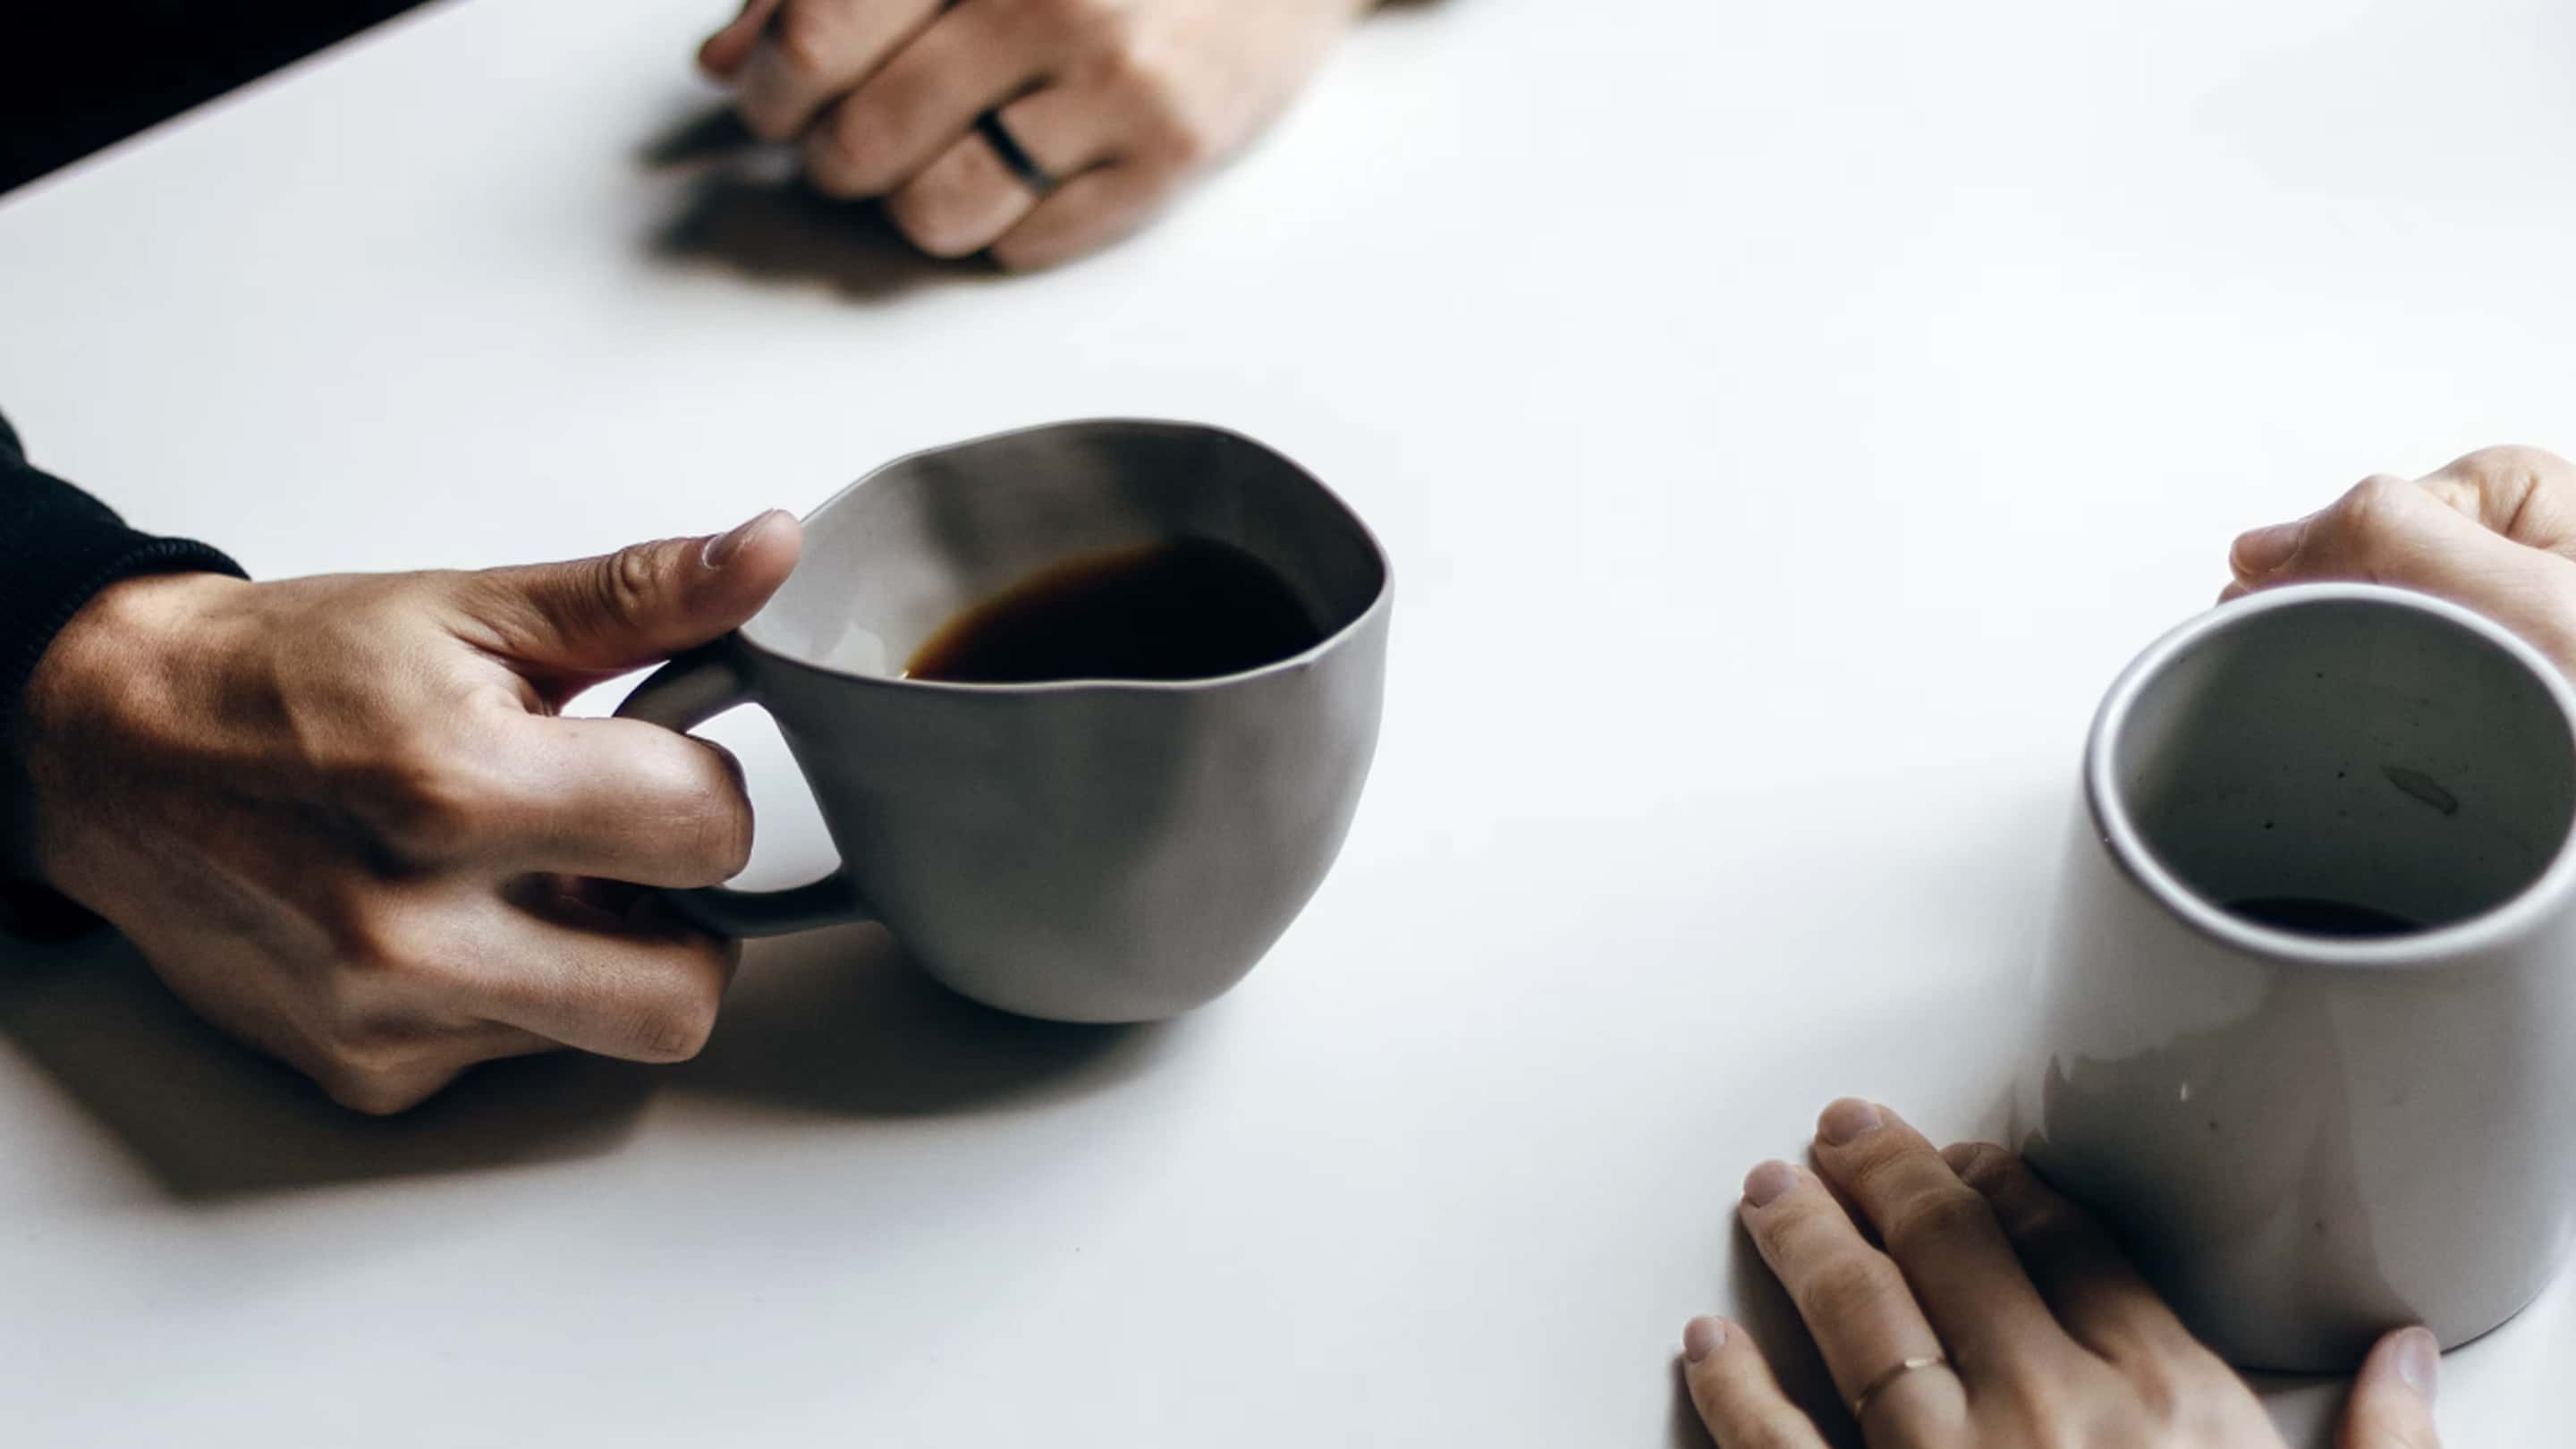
613;640;873;938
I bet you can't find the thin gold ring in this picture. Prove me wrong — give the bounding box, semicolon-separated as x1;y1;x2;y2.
1851;1355;1950;1421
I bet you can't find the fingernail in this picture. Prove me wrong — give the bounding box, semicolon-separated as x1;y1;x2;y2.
2231;516;2310;576
1818;1098;1884;1147
703;510;777;569
2393;1326;2439;1403
1742;1160;1798;1208
1682;1316;1726;1363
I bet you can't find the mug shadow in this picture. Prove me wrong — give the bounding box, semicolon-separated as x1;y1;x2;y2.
0;921;1173;1203
668;921;1177;1117
639;104;991;303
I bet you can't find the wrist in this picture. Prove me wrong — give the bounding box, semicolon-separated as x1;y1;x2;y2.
13;572;252;889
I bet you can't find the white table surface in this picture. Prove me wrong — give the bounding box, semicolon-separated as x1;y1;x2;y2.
3;0;2572;1443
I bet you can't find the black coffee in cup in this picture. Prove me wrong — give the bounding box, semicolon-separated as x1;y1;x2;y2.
903;536;1323;684
2223;895;2422;937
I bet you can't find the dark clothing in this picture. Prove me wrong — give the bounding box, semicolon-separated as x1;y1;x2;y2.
0;411;242;733
2;2;429;193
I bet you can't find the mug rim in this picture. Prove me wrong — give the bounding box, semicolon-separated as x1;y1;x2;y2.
2085;581;2576;970
736;417;1393;696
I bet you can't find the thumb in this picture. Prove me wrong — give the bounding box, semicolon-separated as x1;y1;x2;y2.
461;510;801;678
2337;1326;2441;1449
2226;474;2576;667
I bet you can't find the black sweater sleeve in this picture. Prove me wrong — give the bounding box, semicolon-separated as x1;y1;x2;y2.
0;411;245;730
0;411;243;935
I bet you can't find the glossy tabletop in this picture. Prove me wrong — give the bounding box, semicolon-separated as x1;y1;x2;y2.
2;0;2572;1443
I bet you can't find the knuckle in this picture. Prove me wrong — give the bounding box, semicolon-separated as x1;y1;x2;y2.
803;109;895;197
2009;1191;2084;1251
319;1065;440;1116
1882;1185;1996;1260
1942;1140;2004;1183
2453;444;2569;534
768;0;846;84
1096;39;1182;116
314;1031;448;1114
2453;443;2569;484
353;744;491;860
1145;114;1216;170
987;237;1041;272
2335;473;2424;543
631;972;725;1063
2123;1357;2184;1427
643;746;754;883
593;544;664;629
316;898;418;987
889;191;984;258
680;792;755;884
1800;1251;1902;1326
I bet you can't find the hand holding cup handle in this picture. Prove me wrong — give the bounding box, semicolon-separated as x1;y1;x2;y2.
615;639;872;937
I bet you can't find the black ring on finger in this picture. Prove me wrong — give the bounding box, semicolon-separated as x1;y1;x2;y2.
976;109;1059;197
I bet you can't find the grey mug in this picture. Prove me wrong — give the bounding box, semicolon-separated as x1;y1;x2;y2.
615;419;1392;1024
2015;583;2576;1370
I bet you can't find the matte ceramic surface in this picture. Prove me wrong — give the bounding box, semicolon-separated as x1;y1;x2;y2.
2017;585;2576;1371
11;1;2576;1445
619;420;1392;1022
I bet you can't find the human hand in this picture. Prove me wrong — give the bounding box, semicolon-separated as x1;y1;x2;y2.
1681;1100;2441;1448
2225;444;2576;673
16;513;802;1114
696;0;1372;269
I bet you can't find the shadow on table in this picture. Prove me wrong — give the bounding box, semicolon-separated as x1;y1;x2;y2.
0;931;653;1202
639;105;987;303
0;919;1169;1203
671;920;1175;1117
1658;1233;1856;1449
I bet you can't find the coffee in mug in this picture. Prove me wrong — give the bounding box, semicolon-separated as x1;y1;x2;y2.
903;537;1326;685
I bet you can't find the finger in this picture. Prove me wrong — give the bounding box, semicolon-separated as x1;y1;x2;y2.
699;0;785;79
884;88;1119;256
885;131;1042;258
800;3;1046;199
2338;1326;2442;1449
733;0;943;141
459;894;738;1064
990;161;1178;271
1809;1100;2075;1380
1738;1159;1964;1432
2227;474;2576;664
1681;1317;1832;1449
1939;1141;2198;1365
2415;445;2576;555
156;957;554;1117
303;1021;557;1116
455;509;801;682
476;716;753;888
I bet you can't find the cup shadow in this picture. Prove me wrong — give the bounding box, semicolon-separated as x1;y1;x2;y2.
669;920;1177;1117
639;103;990;303
0;920;1174;1204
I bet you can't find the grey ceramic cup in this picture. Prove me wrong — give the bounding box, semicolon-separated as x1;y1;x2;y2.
2014;583;2576;1371
615;419;1391;1024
